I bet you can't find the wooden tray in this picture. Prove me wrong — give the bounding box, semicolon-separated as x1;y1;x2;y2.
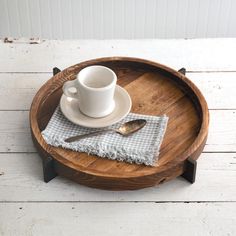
30;57;209;190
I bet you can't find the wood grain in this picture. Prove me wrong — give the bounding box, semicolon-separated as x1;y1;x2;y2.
30;57;209;190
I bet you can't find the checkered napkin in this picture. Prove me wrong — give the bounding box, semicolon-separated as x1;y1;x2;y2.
41;107;168;166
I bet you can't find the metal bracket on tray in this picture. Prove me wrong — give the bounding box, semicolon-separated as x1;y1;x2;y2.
178;67;197;183
43;156;57;183
53;67;61;75
42;67;62;183
181;158;197;183
178;68;186;75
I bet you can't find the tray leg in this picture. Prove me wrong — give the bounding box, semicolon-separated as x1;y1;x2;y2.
41;66;61;183
181;157;197;183
178;68;186;75
178;67;197;183
42;156;57;183
53;67;61;75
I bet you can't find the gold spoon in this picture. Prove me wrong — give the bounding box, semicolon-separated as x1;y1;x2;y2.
64;119;147;143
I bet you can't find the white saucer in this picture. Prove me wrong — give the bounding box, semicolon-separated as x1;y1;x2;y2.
60;85;132;128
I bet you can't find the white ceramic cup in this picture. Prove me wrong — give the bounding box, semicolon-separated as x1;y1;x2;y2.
62;65;117;118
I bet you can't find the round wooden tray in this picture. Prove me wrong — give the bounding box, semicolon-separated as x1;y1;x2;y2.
30;57;209;190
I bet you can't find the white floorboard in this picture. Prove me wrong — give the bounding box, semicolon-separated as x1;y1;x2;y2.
0;202;235;236
0;38;236;72
0;153;235;202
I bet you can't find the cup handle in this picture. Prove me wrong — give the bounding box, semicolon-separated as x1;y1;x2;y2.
62;80;78;100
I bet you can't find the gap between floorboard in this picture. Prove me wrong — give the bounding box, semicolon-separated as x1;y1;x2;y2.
1;201;236;203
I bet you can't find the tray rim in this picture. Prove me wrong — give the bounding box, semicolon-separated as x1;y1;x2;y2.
30;56;209;179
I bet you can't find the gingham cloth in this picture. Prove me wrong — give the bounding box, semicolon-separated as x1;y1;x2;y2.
42;107;168;166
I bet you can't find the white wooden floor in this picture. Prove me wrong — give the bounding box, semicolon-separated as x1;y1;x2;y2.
0;38;236;236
